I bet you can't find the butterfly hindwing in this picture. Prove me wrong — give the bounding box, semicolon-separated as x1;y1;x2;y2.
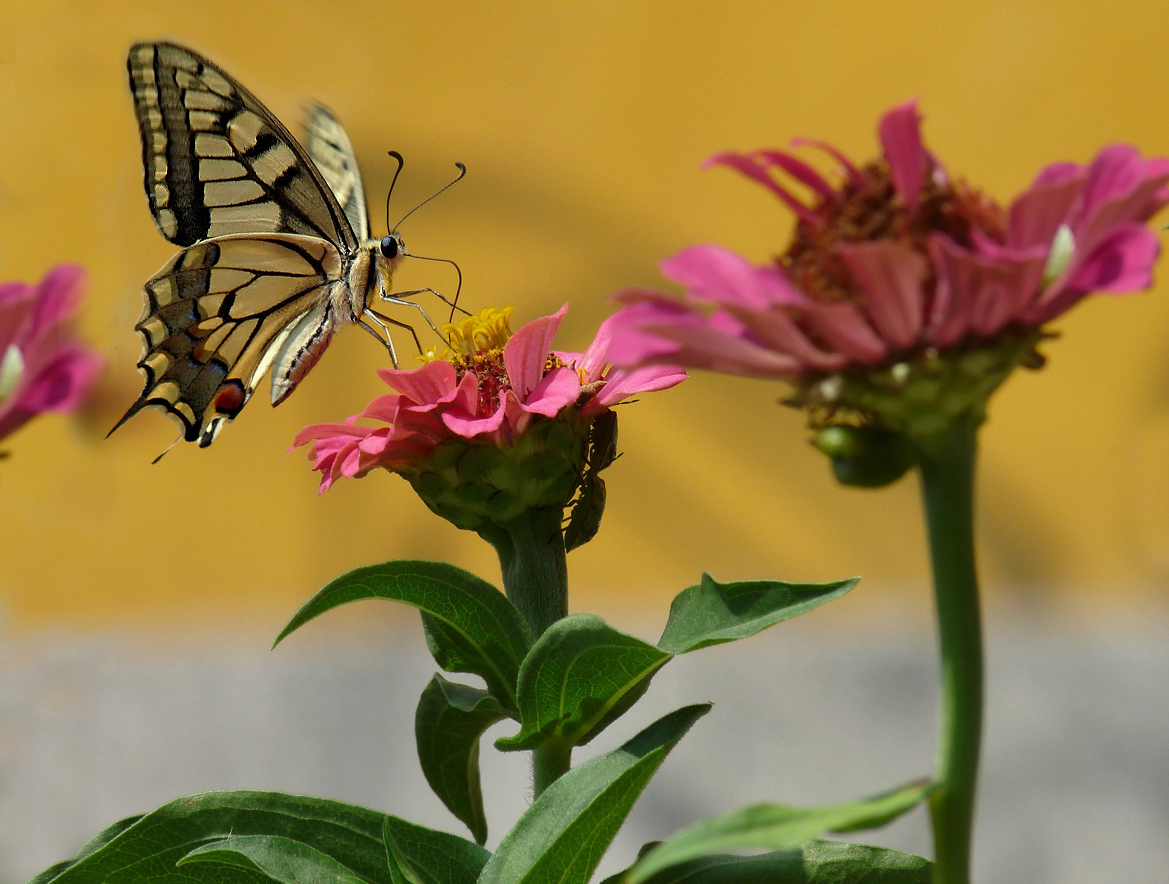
113;233;344;446
127;42;357;251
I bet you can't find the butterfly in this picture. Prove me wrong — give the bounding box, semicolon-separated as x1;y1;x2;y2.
113;41;445;450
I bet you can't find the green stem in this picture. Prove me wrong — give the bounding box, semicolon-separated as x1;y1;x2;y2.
915;413;983;884
480;506;571;796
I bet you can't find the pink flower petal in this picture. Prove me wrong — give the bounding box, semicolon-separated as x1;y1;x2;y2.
358;393;403;423
442;399;508;438
790;138;867;188
291;422;370;451
720;303;847;372
752;149;837;201
1030;161;1082;190
14;346;102;414
1023;224;1162;326
1066;224;1161;293
26;264;86;343
927;235;1047;348
1006;170;1085;250
0;282;30;307
878;100;925;211
521;365;580;416
614;301;805;379
1073;150;1169;253
703;152;819;225
661;245;806;310
376;359;457;404
503;305;568;400
801;302;888;364
584;365;687;419
836;240;927;349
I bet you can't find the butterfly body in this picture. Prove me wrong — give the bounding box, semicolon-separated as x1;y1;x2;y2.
116;42;406;448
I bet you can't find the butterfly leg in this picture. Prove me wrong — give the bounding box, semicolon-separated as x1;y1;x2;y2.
379;290;446;338
358;317;401;368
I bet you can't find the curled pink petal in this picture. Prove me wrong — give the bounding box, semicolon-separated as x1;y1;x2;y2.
752;150;837;201
790;138;867;188
703;152;818;225
877;100;925;211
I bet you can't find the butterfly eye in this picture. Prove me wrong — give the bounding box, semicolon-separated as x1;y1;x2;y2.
380;235;401;259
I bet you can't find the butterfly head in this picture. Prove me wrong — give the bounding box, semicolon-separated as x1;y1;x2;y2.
379;232;405;261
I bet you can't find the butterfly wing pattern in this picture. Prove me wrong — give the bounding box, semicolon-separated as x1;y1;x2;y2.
114;42;403;449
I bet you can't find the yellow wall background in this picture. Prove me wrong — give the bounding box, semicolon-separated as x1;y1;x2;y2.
1;0;1168;634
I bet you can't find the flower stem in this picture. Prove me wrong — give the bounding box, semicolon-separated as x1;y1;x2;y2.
481;506;571;796
915;413;983;884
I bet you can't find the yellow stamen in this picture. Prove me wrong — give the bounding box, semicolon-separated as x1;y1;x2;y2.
416;306;517;363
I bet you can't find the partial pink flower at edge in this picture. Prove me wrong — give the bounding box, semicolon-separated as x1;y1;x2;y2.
608;102;1169;384
0;265;103;442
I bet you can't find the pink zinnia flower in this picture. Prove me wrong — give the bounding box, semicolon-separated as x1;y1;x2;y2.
608;102;1169;398
293;306;684;526
0;265;102;443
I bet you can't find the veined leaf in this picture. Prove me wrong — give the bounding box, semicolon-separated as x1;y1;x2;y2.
179;834;363;884
602;841;931;884
274;560;531;709
415;675;509;844
657;574;858;655
496;615;670;751
500;574;856;755
30;791;393;884
628;779;935;883
382;815;490;884
479;703;710;884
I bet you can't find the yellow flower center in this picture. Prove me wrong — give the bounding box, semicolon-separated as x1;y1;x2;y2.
418;306;516;364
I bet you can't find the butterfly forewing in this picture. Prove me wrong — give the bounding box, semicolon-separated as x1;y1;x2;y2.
303;104;370;241
127;42;357;251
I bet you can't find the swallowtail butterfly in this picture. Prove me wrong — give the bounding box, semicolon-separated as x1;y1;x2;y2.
113;42;433;449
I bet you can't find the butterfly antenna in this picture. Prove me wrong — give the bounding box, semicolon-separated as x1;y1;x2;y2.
407;254;466;321
384;151;406;235
392;162;467;233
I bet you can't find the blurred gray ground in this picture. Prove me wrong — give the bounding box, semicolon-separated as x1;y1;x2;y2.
1;611;1167;884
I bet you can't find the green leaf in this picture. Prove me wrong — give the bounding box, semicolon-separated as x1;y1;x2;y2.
495;615;670;752
627;779;935;883
274;561;532;709
382;815;490;884
414;675;509;845
179;835;363;884
603;841;932;884
30;814;146;884
479;703;711;884
657;574;859;655
31;791;393;884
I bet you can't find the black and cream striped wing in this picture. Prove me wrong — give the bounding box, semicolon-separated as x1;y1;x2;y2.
303;104;370;241
128;42;358;251
111;234;344;448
